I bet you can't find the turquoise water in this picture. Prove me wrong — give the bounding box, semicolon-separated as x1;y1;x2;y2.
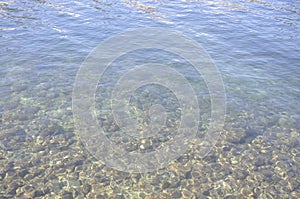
1;0;300;198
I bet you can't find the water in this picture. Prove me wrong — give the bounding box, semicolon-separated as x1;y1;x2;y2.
1;0;300;198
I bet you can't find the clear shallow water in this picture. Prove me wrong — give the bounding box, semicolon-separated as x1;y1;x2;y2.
1;0;300;198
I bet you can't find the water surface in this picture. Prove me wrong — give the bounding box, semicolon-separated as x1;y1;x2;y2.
0;0;299;198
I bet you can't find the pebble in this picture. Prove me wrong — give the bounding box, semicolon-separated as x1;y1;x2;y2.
11;84;27;92
34;190;44;197
254;155;265;167
226;129;246;144
62;191;73;199
230;158;238;165
18;169;29;178
82;184;91;195
171;191;182;198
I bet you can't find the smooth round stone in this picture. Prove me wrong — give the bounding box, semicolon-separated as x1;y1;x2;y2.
138;192;146;198
226;130;246;144
33;190;45;197
8;128;26;137
254;155;265;167
182;188;193;198
4;101;19;110
288;138;299;148
62;191;73;199
82;184;91;195
18;169;29;178
171;191;182;198
24;106;40;114
225;195;237;199
11;84;27;92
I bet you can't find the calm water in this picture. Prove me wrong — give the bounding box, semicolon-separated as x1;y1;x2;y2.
1;0;300;198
